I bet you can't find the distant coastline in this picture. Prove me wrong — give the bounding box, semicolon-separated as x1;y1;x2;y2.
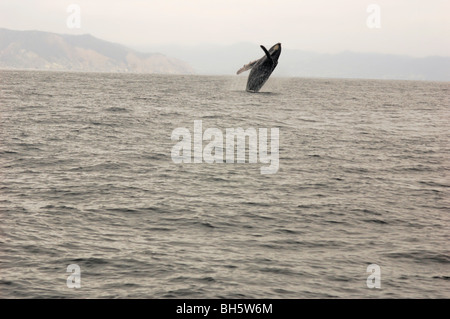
1;28;449;81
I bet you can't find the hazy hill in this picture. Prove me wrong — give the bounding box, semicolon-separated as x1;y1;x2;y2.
0;28;194;74
137;43;450;81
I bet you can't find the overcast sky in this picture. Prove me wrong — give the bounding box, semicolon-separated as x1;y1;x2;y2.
1;0;449;57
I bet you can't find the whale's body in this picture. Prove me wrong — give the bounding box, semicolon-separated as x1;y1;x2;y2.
237;43;281;92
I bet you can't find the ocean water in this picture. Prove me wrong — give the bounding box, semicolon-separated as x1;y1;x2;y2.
0;70;449;298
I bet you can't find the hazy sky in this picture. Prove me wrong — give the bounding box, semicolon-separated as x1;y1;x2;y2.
1;0;449;57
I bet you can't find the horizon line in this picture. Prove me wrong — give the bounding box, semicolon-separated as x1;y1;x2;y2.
2;27;449;59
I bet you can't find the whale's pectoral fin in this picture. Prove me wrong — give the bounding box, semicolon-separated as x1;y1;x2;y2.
260;45;273;63
236;60;258;75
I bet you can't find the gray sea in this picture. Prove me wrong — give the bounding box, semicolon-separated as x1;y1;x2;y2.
0;70;449;298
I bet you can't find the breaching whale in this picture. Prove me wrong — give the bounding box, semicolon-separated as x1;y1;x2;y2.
237;43;281;93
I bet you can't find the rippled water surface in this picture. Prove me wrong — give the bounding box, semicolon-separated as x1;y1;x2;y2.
1;70;449;298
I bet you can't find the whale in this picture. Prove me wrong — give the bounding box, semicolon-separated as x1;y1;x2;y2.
237;43;281;92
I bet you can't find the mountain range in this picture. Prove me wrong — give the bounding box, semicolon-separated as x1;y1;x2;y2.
1;28;449;81
0;28;194;74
